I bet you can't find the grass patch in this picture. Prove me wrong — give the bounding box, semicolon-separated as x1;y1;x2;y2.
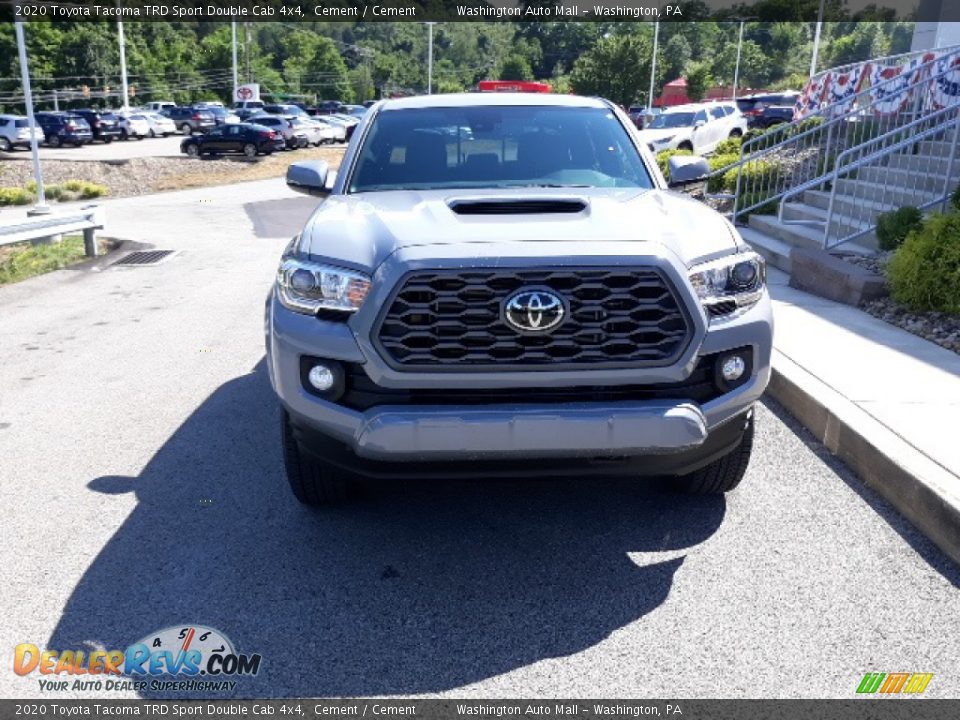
0;235;109;286
151;146;346;193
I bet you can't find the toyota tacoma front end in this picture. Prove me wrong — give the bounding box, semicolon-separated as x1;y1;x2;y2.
265;93;772;504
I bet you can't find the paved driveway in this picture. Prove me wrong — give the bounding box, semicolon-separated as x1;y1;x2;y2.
0;181;957;699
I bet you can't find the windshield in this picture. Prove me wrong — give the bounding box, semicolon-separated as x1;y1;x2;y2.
648;112;695;129
350;105;652;193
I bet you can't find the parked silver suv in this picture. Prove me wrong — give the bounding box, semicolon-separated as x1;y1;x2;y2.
266;93;773;505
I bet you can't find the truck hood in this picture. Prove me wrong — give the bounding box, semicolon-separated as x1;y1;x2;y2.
300;187;740;272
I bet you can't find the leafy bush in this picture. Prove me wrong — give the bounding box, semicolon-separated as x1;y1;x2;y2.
737;192;778;216
790;115;825;136
714;136;741;156
876;206;924;251
952;183;960;212
707;153;740;192
62;179;109;198
887;212;960;314
0;187;33;206
655;148;693;180
722;158;783;193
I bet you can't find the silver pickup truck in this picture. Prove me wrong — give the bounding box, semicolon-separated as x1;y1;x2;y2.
266;93;772;505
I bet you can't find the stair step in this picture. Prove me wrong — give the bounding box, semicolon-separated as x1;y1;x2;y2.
855;165;959;193
780;203;879;248
829;179;939;209
737;226;792;274
917;139;960;157
887;152;960;175
802;190;899;224
748;211;878;253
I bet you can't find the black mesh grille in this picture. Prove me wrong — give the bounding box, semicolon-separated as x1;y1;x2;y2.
375;267;692;369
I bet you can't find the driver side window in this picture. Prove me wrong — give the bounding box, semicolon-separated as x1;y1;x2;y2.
694;110;708;125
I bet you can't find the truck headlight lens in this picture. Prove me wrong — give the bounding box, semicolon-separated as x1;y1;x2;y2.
688;252;766;315
277;259;371;315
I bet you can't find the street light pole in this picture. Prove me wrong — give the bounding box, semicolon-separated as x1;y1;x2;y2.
14;16;49;215
426;22;436;95
732;20;746;101
810;0;826;78
117;19;129;111
231;20;239;102
647;20;659;111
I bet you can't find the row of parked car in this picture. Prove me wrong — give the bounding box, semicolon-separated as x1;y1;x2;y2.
178;104;366;158
0;99;369;153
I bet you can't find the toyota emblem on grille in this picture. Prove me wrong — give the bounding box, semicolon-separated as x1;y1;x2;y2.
503;289;565;333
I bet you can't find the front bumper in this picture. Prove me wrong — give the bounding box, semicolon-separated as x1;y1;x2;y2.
266;254;773;466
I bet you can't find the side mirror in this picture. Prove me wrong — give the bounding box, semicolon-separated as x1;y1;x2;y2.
286;160;330;197
693;120;706;129
667;155;710;188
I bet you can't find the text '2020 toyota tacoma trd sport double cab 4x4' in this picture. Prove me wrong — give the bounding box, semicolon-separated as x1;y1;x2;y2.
266;93;772;505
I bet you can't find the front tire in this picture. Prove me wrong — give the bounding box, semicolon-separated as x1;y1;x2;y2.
281;412;357;506
0;137;11;152
674;413;754;494
185;143;199;157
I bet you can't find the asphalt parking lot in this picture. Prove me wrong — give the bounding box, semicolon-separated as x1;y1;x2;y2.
1;133;187;161
0;180;957;700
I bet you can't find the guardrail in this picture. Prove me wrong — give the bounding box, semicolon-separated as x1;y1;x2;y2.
0;205;105;257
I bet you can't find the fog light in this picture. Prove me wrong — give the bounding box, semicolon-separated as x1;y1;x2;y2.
721;354;747;382
307;364;335;392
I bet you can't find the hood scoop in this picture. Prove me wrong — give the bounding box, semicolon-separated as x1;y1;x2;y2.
448;197;587;216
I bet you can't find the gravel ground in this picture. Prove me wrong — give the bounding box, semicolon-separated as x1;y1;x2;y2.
0;147;345;199
832;252;960;355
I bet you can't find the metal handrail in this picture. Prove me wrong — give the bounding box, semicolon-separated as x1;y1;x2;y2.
704;47;960;222
820;107;960;248
777;103;960;216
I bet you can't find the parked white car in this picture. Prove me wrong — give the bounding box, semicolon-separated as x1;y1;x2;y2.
116;111;151;140
0;114;44;151
145;101;176;113
141;112;177;137
638;102;748;156
303;117;346;144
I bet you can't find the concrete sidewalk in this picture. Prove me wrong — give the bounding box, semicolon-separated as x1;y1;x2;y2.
767;267;960;565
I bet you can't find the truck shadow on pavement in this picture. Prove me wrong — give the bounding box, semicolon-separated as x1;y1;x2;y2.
48;359;726;697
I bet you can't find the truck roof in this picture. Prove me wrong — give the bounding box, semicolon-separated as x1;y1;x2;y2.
379;93;611;111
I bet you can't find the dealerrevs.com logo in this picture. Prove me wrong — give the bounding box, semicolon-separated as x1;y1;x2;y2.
14;625;262;693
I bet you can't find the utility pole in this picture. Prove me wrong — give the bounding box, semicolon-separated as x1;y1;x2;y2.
231;20;239;102
426;22;436;95
245;23;252;84
731;16;756;101
810;0;826;78
117;18;129;111
647;20;659;111
15;15;49;215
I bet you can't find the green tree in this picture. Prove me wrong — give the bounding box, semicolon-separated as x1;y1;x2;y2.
663;35;692;82
685;61;713;102
306;36;354;103
500;55;534;81
570;33;653;107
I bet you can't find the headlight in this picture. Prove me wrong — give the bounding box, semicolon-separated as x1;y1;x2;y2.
688;252;766;316
276;258;371;315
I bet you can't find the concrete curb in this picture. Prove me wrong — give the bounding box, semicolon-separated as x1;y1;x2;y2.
768;349;960;567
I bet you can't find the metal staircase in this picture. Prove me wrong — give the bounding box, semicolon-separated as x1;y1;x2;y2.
707;46;960;272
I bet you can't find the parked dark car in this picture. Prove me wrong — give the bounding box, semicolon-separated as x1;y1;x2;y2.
180;123;285;158
72;109;122;143
33;112;93;147
753;105;795;129
164;106;217;134
308;100;345;116
736;93;800;127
